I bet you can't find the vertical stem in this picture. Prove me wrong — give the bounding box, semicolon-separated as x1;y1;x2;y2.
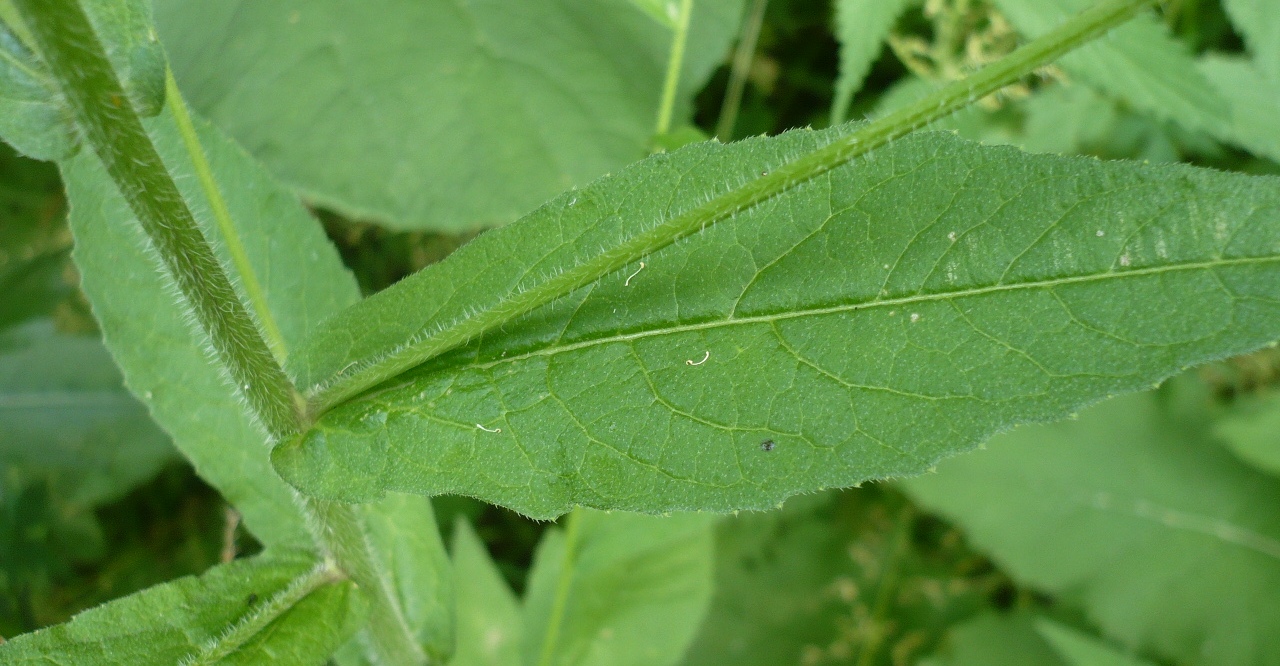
13;0;303;441
536;507;585;666
715;0;768;140
655;0;695;136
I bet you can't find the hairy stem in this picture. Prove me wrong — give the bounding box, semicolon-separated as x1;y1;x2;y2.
654;0;694;136
13;0;303;441
310;0;1156;413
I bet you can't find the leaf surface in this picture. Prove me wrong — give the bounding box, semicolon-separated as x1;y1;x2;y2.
522;509;714;666
0;553;367;665
63;107;361;549
922;613;1154;666
153;0;743;231
1197;55;1280;163
278;126;1280;518
451;519;524;666
991;0;1228;134
1223;0;1280;79
1213;388;1280;477
903;384;1280;665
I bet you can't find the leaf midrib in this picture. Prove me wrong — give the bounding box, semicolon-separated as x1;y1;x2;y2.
439;254;1279;374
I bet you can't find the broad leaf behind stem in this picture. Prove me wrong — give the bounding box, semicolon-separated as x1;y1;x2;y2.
278;125;1280;518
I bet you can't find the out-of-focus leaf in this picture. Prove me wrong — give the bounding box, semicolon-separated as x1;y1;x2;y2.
63;106;361;550
0;18;79;160
0;320;173;506
922;613;1154;666
0;141;70;331
522;509;714;666
684;487;1002;666
1213;388;1280;477
1222;0;1280;79
831;0;913;124
154;0;744;231
991;0;1229;135
903;384;1280;666
1020;83;1181;163
1197;55;1280;164
0;553;367;665
451;519;523;666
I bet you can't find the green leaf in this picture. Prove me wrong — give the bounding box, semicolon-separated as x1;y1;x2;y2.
0;553;368;665
342;493;456;664
991;0;1229;135
451;519;524;666
1197;55;1280;163
1036;618;1157;666
1222;0;1280;79
0;141;72;331
831;0;914;124
0;320;174;506
63;106;360;549
277;125;1280;518
1213;388;1280;477
153;0;743;231
684;487;997;666
78;0;166;117
902;384;1280;665
523;509;714;666
0;16;79;160
922;613;1154;666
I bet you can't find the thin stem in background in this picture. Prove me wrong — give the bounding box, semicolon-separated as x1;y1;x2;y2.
716;0;769;141
13;0;304;442
307;0;1159;415
536;507;585;666
655;0;695;136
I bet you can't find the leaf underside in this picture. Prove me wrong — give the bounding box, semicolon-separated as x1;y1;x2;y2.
276;125;1280;519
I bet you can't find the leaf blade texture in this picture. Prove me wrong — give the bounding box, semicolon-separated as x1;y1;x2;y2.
278;127;1280;519
903;383;1280;666
153;0;743;231
831;0;913;124
0;553;367;665
63;107;361;549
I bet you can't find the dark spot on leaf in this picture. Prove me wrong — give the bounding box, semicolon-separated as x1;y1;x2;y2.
247;593;258;605
760;439;775;452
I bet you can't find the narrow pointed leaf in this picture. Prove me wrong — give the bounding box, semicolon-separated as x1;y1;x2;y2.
522;510;714;666
903;384;1280;665
991;0;1228;134
831;0;913;124
278;126;1280;518
0;553;367;665
153;0;743;231
63;108;360;549
451;519;523;666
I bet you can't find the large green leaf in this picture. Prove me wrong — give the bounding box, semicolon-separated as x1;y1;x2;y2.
0;552;367;664
522;509;714;666
831;0;914;124
153;0;743;231
1213;388;1280;477
277;125;1280;518
451;519;524;666
991;0;1228;135
902;383;1280;665
63;106;361;549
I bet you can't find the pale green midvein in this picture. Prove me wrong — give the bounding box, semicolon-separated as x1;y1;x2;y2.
654;0;694;136
309;0;1157;414
537;507;585;666
166;71;290;363
180;561;346;666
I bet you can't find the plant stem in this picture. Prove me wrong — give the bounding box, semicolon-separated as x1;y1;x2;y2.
13;0;304;442
654;0;694;136
715;0;768;140
536;507;584;666
310;0;1156;414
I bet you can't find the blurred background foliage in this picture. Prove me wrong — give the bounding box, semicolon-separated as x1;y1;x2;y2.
2;0;1278;663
